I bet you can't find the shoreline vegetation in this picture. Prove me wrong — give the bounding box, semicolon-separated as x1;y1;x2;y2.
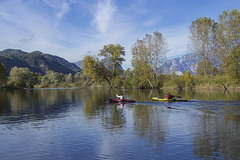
0;9;239;91
0;71;239;91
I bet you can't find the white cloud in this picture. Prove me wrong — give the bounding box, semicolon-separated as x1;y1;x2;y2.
92;0;116;33
56;2;70;20
42;0;76;20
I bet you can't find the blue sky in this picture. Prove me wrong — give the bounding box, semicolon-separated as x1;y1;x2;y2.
0;0;239;69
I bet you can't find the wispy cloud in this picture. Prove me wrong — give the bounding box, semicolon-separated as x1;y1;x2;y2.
0;0;64;54
42;0;74;20
92;0;116;33
143;16;161;26
57;2;71;20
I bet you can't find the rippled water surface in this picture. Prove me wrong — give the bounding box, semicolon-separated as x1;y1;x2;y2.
0;88;240;160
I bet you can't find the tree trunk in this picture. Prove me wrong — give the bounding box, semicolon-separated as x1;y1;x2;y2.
104;76;111;85
147;78;154;89
223;83;227;91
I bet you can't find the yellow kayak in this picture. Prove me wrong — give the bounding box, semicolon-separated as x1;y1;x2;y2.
152;97;188;102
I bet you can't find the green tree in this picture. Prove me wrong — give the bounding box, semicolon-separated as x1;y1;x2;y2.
9;67;33;88
38;71;65;88
66;73;73;83
184;69;191;82
0;62;8;87
122;68;133;88
40;75;50;88
78;74;93;87
47;71;63;84
74;72;82;82
217;9;240;83
188;17;219;76
81;55;111;84
98;44;125;78
131;31;168;89
183;69;195;88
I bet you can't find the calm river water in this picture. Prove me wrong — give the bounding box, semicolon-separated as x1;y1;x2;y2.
0;88;240;160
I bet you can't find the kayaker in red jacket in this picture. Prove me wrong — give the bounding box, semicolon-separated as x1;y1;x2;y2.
116;93;124;100
167;93;175;99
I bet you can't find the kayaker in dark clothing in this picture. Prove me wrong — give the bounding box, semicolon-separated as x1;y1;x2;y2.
167;93;175;99
116;93;124;100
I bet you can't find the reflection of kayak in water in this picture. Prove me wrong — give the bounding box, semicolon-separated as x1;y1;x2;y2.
152;97;188;102
109;98;136;103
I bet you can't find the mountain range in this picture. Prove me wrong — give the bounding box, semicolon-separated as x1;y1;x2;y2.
161;53;201;76
0;49;81;74
0;49;200;76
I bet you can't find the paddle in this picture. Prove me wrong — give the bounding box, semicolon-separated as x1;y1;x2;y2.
111;87;117;94
110;87;122;99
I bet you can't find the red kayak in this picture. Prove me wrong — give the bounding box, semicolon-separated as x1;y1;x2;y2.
109;98;136;103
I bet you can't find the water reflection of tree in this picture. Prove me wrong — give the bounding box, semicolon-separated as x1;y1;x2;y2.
133;105;168;148
193;113;240;159
180;89;240;101
101;106;126;130
82;89;109;117
82;89;126;131
0;90;8;114
1;89;82;116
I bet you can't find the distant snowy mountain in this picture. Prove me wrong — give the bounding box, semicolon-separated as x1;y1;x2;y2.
161;53;201;76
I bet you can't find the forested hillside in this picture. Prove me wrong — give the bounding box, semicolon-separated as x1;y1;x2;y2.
0;49;81;74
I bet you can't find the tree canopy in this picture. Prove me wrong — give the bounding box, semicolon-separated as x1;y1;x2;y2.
188;9;240;84
98;44;125;77
217;9;240;83
9;67;34;88
82;44;125;86
188;17;218;76
81;55;110;84
131;31;168;88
